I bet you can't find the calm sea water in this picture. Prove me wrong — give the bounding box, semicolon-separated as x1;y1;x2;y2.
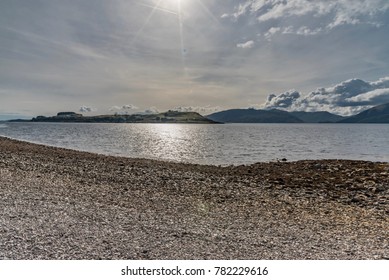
0;122;388;165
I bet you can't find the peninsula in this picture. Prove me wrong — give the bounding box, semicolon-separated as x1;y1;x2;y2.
28;111;219;124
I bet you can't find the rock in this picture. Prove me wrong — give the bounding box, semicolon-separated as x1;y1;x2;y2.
351;195;366;203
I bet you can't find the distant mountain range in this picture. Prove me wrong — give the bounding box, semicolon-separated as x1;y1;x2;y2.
204;109;304;123
338;103;389;123
207;103;389;123
289;111;345;123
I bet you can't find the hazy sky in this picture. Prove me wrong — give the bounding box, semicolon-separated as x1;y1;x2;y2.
1;0;389;119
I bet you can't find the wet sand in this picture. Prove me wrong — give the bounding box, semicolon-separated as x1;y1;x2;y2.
0;136;388;259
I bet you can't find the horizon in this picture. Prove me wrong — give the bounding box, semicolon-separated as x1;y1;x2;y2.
3;101;389;122
1;0;389;120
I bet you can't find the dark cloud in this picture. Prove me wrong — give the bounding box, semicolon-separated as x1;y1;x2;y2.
265;91;300;108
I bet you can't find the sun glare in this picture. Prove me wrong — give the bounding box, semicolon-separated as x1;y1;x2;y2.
133;0;217;79
164;0;184;9
166;0;182;3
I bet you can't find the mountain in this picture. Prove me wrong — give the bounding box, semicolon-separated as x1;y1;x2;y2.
207;109;303;123
30;111;219;124
289;111;345;123
207;108;344;123
339;103;389;123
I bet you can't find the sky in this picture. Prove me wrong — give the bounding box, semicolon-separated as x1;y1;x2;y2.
1;0;389;120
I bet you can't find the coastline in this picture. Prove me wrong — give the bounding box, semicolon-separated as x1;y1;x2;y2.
0;136;388;259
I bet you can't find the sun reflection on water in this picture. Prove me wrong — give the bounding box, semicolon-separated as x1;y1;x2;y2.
132;124;206;163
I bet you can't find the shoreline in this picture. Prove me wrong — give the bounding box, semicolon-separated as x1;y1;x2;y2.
0;136;388;259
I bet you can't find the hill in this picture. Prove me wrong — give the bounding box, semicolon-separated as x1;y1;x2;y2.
339;103;389;123
30;111;218;124
206;109;303;123
289;111;345;123
207;109;346;124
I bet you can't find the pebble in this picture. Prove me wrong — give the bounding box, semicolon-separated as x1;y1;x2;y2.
0;136;388;260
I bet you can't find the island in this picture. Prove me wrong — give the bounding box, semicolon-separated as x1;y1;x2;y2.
29;111;220;124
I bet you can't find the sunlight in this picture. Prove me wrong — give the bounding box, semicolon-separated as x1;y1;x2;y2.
158;0;184;11
164;0;183;4
144;124;192;162
131;0;219;80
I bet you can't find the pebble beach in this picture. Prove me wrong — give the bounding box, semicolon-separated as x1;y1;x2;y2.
0;136;388;259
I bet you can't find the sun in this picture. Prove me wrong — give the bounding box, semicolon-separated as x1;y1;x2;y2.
151;0;184;13
164;0;184;7
163;0;189;9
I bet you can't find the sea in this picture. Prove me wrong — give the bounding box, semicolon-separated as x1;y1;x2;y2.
0;122;388;165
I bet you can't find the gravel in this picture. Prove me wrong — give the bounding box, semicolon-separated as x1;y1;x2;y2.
0;136;388;259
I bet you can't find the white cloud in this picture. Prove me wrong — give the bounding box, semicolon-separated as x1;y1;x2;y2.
345;88;389;105
172;105;222;114
262;26;322;39
79;105;95;113
109;104;138;114
370;76;389;88
264;27;281;40
227;0;389;36
237;40;255;48
262;77;389;115
122;104;138;110
295;26;322;36
231;1;253;19
143;107;159;115
254;0;335;22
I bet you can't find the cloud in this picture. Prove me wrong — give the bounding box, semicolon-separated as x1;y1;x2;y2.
237;40;255;49
172;105;222;114
109;104;138;114
265;91;301;108
262;77;389;115
79;105;95;113
122;104;138;110
262;26;322;39
264;27;281;40
143;107;159;115
295;26;322;36
344;88;389;106
226;0;389;37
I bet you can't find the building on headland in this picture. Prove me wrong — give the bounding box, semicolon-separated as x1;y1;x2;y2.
56;112;83;118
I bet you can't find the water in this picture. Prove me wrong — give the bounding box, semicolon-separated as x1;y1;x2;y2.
0;122;388;165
